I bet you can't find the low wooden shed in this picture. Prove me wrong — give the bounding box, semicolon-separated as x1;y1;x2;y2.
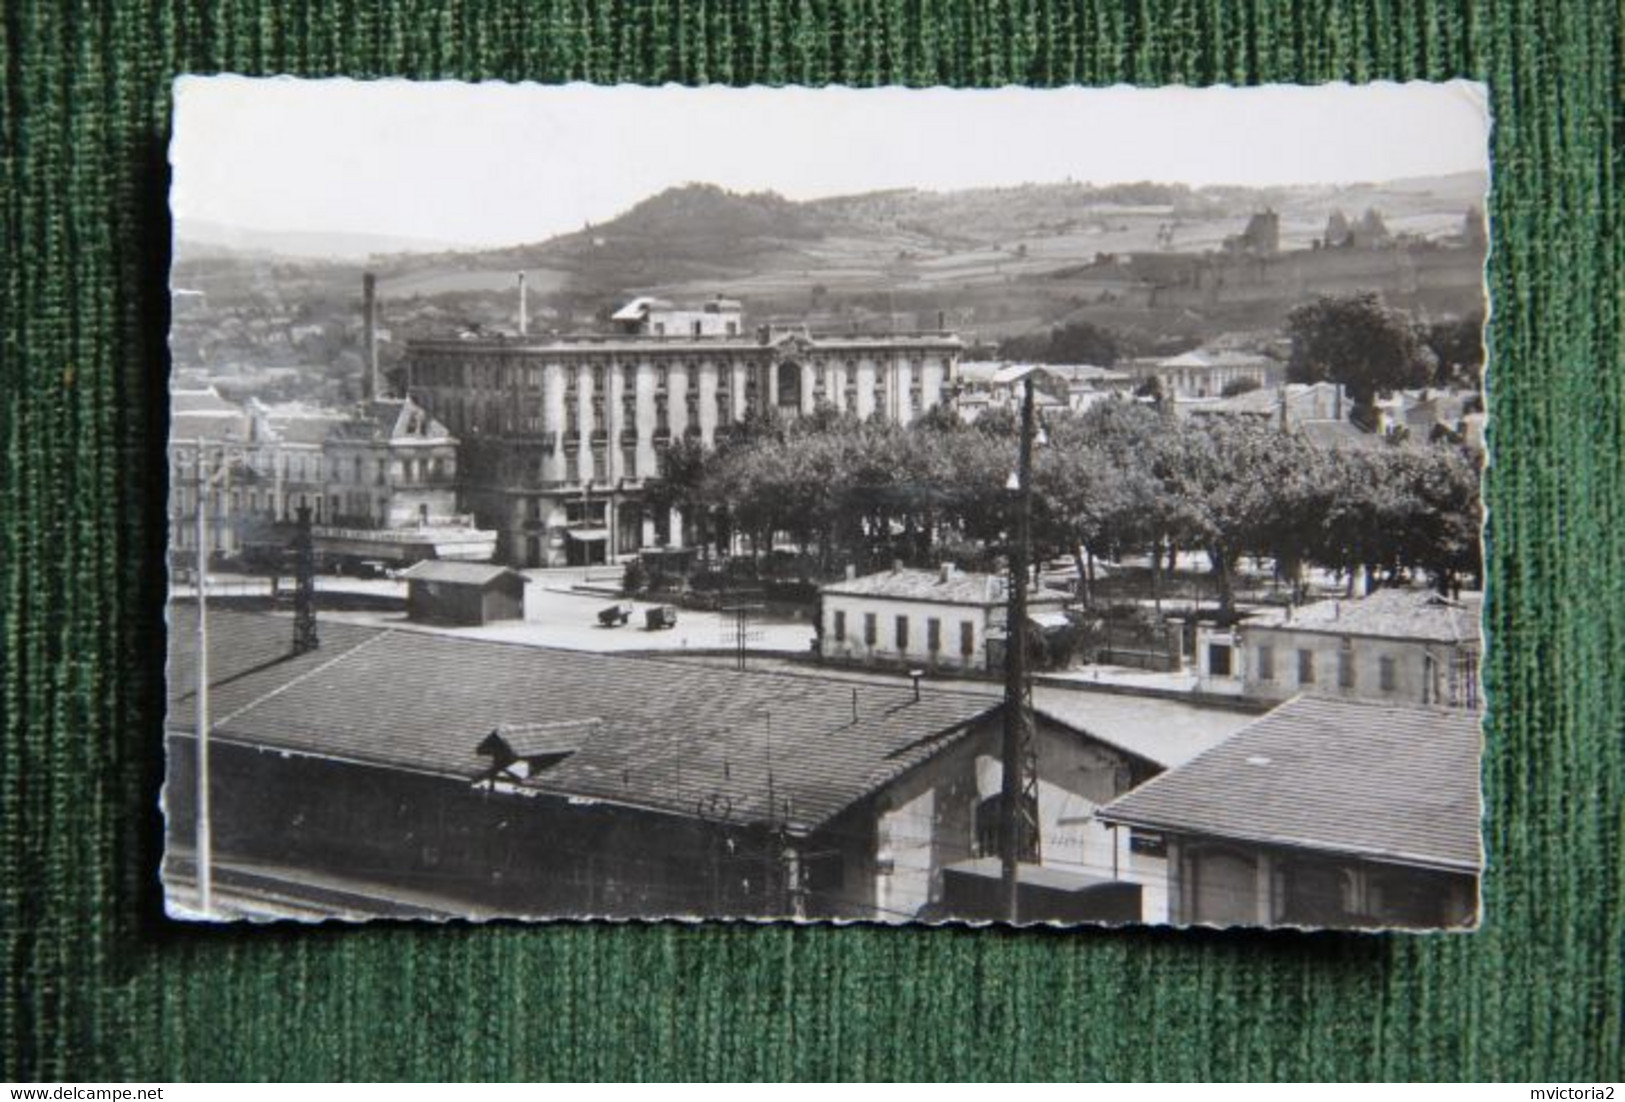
401;560;527;626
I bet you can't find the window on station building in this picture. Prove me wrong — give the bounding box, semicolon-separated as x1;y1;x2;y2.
833;609;846;642
1298;648;1315;685
1379;655;1397;692
1257;644;1275;682
960;621;975;657
1338;644;1356;688
863;613;877;646
895;615;909;650
927;617;942;653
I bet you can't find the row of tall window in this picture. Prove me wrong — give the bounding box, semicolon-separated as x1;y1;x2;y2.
831;609;977;658
1254;642;1478;705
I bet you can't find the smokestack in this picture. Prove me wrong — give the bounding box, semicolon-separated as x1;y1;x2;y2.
518;270;528;336
362;272;379;401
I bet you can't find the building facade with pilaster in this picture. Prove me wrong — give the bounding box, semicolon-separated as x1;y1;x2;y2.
404;300;963;566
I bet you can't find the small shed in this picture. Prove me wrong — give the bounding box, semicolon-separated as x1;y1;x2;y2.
401;560;527;626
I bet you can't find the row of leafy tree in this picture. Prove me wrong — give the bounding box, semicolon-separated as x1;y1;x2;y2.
647;397;1482;615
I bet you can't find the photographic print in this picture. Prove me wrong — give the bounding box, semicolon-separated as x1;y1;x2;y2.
165;78;1489;928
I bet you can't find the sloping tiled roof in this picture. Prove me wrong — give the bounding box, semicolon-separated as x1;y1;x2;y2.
400;560;522;586
822;568;1064;608
260;412;349;446
1244;587;1481;645
165;604;384;721
167;610;999;833
1099;695;1482;872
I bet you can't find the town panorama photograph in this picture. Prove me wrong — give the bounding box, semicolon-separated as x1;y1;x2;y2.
165;78;1490;930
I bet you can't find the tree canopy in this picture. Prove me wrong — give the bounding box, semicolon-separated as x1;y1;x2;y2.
650;396;1482;603
1286;292;1429;427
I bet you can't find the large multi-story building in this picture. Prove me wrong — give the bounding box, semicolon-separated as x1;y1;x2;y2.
168;387;494;571
404;299;964;566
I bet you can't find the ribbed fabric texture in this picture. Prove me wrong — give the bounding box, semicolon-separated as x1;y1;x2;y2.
2;0;1621;1082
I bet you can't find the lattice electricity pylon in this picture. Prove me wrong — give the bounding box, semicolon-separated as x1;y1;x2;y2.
291;504;319;655
1005;663;1042;862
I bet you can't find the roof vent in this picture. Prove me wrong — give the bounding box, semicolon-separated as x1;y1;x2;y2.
940;562;956;583
892;558;904;574
846;564;857;580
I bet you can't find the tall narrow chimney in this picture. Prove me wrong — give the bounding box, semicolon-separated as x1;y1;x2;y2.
518;270;528;336
362;272;379;401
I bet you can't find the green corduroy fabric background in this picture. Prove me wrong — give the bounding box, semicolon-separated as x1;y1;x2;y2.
3;0;1622;1082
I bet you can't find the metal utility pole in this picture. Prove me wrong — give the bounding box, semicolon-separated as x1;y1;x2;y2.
1000;374;1041;923
291;504;318;655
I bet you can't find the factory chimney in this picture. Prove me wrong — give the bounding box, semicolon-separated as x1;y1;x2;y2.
518;270;528;336
362;272;380;400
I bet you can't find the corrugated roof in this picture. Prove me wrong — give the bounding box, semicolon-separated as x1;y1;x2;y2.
1244;587;1481;645
1099;695;1482;872
401;560;520;586
168;610;999;833
822;568;1065;608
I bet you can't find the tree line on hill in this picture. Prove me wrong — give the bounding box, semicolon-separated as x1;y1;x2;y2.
646;396;1482;615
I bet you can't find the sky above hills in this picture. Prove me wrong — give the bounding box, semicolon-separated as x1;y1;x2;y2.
172;78;1490;251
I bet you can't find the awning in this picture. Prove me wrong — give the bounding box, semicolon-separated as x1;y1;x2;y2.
566;528;609;542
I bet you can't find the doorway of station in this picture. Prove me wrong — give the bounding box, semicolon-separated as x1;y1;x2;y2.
565;531;608;566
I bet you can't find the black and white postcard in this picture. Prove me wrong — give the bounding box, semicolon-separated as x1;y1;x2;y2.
165;78;1489;929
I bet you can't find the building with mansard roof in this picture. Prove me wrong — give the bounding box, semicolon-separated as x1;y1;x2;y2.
404;298;964;567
